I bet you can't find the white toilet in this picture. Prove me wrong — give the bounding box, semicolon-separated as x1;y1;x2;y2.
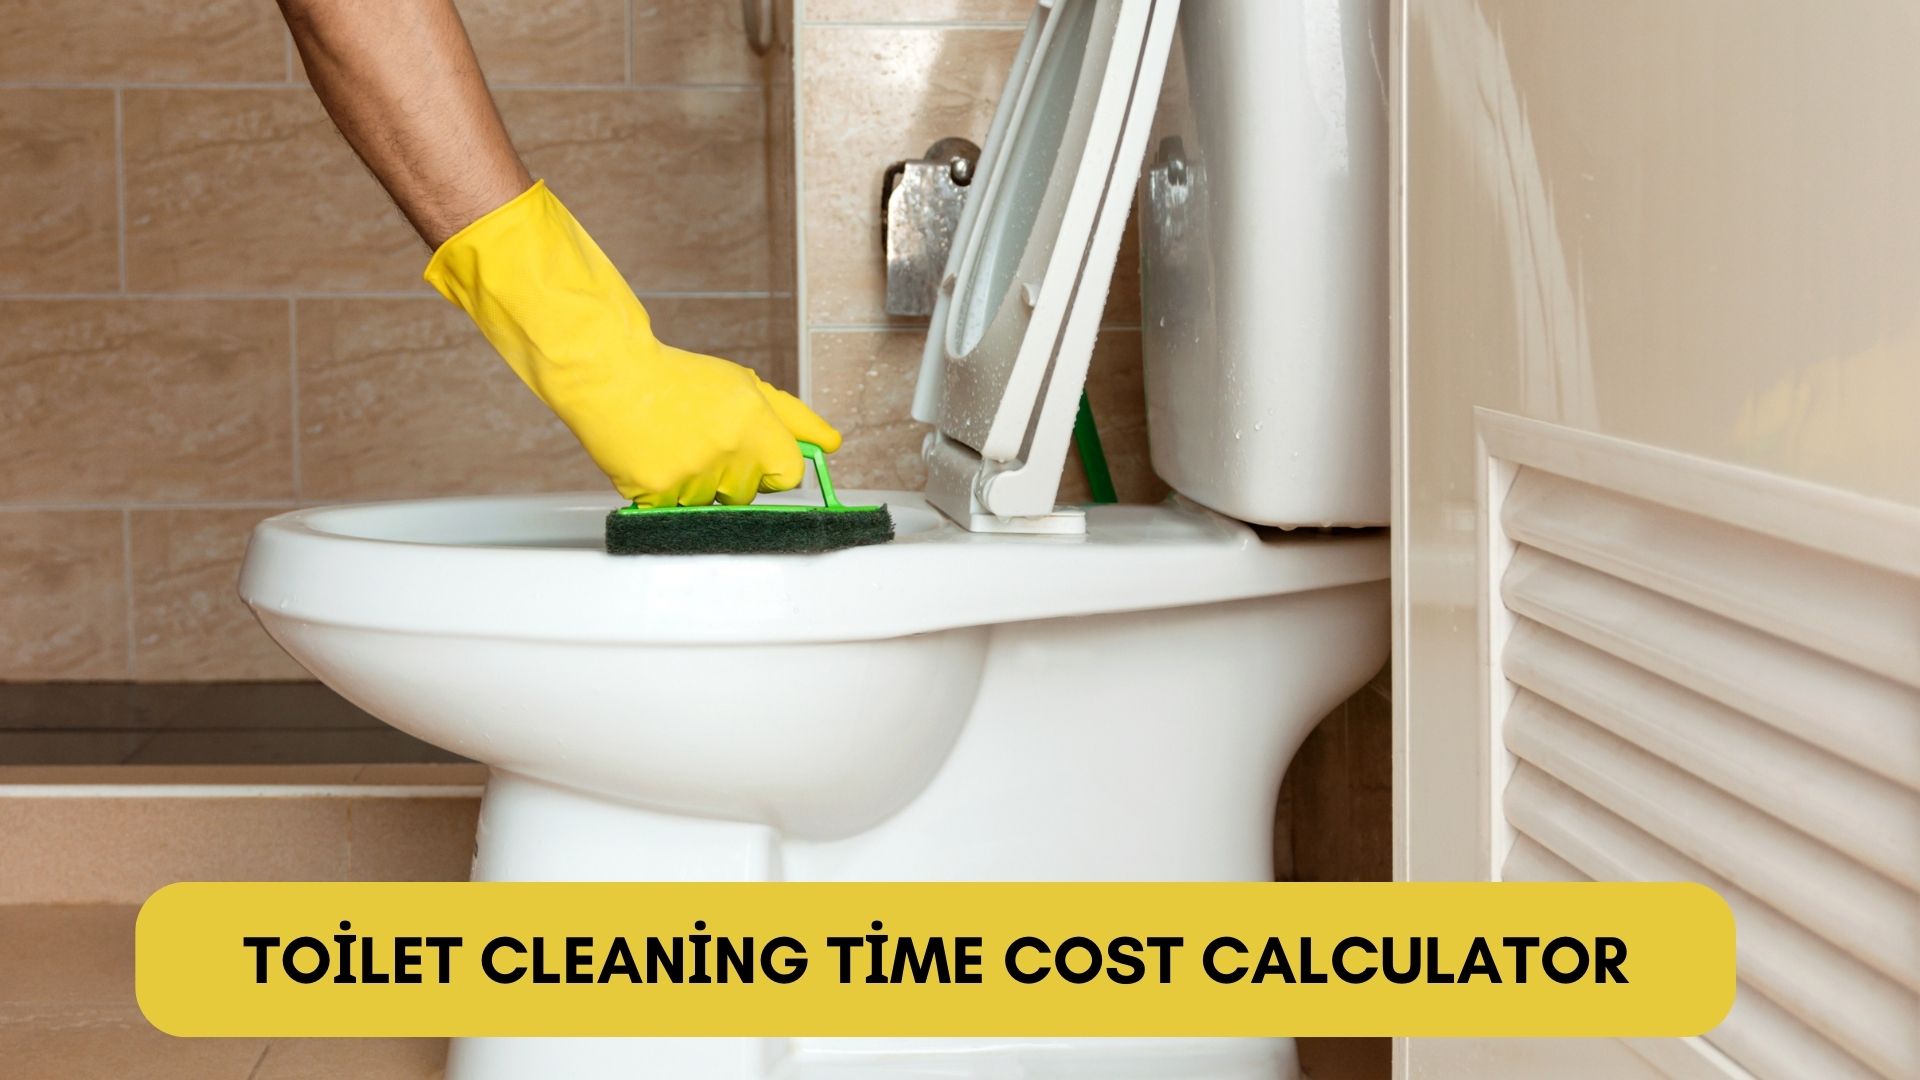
239;1;1388;1077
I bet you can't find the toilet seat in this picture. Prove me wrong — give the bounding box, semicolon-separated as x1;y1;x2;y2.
915;0;1181;532
240;490;1385;646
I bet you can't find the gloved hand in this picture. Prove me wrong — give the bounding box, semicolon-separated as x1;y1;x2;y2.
423;180;840;507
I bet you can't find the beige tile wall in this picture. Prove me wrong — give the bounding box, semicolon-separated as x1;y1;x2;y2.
0;0;792;680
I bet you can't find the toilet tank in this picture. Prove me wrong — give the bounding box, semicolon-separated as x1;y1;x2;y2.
1137;0;1388;527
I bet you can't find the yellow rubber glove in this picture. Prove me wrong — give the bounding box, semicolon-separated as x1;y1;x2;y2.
423;181;840;507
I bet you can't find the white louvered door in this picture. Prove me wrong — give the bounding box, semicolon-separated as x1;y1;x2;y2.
1477;410;1920;1079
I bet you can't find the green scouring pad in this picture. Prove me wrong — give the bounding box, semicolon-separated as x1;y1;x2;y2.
605;441;894;556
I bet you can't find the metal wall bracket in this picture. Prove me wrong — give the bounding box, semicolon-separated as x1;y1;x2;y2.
882;137;981;317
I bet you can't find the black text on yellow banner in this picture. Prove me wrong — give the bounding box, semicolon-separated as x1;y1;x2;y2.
136;881;1735;1038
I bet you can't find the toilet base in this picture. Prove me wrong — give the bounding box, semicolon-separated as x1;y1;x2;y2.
447;1035;1298;1080
452;774;1304;1080
470;770;785;882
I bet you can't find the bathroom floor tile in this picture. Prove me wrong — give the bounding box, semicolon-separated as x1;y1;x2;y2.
0;905;447;1079
0;905;135;1020
0;1018;268;1080
249;1037;448;1080
0;797;353;904
0;789;487;904
343;798;480;882
0;906;265;1076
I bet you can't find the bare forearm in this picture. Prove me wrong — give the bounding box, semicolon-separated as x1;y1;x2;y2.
279;0;531;247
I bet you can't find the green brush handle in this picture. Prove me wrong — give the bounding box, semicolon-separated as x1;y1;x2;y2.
798;441;847;510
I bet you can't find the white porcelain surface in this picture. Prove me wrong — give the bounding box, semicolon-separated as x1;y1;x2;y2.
241;489;1386;644
240;490;1388;1079
1140;0;1390;527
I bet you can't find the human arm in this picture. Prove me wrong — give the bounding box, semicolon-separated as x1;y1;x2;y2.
277;0;839;506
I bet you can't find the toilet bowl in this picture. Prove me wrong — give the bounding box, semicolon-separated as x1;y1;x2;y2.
243;491;1384;876
240;489;1386;1078
240;0;1388;1075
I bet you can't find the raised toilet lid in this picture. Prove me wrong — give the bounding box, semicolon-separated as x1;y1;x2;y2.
241;490;1386;646
915;0;1181;527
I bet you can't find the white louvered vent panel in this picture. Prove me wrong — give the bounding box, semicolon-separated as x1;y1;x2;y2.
1504;763;1911;1075
1482;448;1920;1080
1501;828;1868;1080
1498;470;1919;687
1503;617;1920;892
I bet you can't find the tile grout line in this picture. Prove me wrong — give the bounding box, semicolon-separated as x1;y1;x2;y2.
625;0;634;84
288;299;302;500
119;510;136;678
113;89;127;292
246;1040;272;1080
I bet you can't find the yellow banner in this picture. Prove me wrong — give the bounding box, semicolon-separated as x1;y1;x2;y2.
136;881;1733;1038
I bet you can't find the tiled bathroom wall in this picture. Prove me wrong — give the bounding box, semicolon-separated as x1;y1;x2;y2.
0;0;791;681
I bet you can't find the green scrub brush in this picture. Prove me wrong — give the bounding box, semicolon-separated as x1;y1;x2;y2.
605;441;894;555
